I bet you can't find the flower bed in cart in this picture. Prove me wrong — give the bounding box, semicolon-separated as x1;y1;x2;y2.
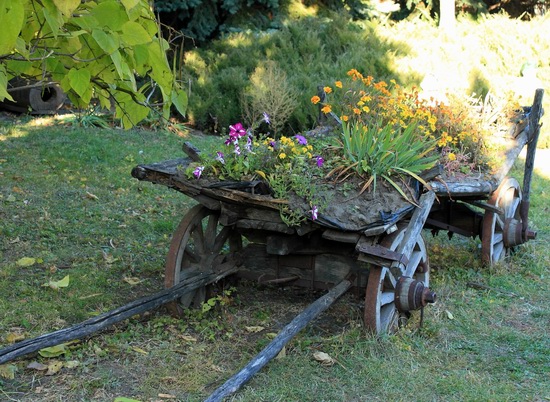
182;69;523;230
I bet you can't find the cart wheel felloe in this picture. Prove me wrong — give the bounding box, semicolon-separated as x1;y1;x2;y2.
364;227;431;335
481;177;523;266
165;205;242;316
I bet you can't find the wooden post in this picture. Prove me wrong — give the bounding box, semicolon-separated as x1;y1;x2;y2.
521;88;544;238
204;277;353;402
0;268;237;365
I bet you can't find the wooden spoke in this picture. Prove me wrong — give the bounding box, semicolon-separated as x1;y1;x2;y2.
364;225;429;335
165;205;242;316
481;177;522;265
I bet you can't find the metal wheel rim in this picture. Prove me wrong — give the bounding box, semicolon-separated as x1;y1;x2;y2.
364;225;429;335
481;177;522;265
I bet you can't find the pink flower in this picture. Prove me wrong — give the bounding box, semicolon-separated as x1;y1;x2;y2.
295;135;307;145
193;166;204;179
310;205;318;221
229;122;246;138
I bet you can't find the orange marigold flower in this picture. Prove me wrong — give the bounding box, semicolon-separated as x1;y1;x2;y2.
353;108;361;115
335;81;343;88
341;115;349;122
311;95;321;105
321;104;332;114
323;86;332;94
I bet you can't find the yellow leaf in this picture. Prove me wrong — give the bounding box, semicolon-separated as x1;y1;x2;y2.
123;276;142;286
39;344;67;358
0;364;17;379
446;310;454;320
64;360;80;369
16;257;36;267
245;326;265;333
45;360;64;376
255;170;267;180
85;191;99;200
5;332;25;343
43;275;70;290
114;398;142;402
131;346;148;355
178;334;197;342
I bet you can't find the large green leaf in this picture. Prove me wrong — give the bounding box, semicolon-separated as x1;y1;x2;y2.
68;68;91;99
114;90;150;129
92;29;120;54
91;0;128;31
0;66;14;102
0;0;25;55
171;87;188;117
52;0;80;16
120;21;152;46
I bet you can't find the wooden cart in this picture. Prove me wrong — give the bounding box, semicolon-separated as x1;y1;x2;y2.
131;89;544;336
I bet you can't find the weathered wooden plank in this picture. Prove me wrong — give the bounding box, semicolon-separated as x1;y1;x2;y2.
0;268;237;365
204;278;353;402
390;191;435;277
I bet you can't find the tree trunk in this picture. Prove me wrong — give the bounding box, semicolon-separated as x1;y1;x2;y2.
439;0;455;32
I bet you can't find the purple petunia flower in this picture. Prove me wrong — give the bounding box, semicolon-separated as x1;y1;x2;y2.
310;205;318;221
295;135;307;145
193;166;204;179
315;155;324;167
263;112;271;125
234;144;241;156
245;136;253;153
215;151;225;164
268;140;277;149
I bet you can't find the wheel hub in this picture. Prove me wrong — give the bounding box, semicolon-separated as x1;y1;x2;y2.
395;276;436;313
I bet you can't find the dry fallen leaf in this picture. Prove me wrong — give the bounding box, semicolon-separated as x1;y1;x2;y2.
42;275;70;290
313;351;335;366
446;310;454;320
245;326;265;333
45;360;64;376
85;191;99;200
39;344;67;358
276;346;286;360
5;332;25;343
27;362;49;371
178;334;197;342
123;276;142;286
0;364;17;379
16;257;36;267
131;346;148;355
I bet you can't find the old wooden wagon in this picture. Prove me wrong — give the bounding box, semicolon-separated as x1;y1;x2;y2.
131;89;544;337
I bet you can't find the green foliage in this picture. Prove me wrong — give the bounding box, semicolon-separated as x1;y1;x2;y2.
154;0;281;43
183;12;395;133
0;0;187;128
241;61;298;137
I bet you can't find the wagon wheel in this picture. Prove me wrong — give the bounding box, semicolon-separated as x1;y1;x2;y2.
165;205;242;316
364;226;430;335
481;177;522;266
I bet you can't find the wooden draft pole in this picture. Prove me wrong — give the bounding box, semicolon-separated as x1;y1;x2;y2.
204;277;354;402
0;268;237;365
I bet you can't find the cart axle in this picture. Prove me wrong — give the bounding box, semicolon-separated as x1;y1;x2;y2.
395;276;436;313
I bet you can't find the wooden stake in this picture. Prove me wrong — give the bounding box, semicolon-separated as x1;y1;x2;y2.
204;277;353;402
0;268;237;365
